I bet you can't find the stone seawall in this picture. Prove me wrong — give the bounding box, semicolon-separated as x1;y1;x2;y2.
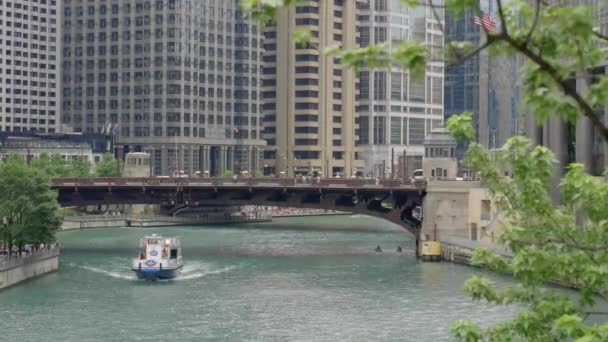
62;217;128;230
0;248;60;290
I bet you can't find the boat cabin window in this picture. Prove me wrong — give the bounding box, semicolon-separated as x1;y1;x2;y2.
170;249;178;259
147;239;160;245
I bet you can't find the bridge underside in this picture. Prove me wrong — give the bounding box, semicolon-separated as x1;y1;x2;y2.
56;187;425;236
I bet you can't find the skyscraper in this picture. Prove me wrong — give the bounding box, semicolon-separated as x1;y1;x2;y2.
356;0;445;177
444;6;480;156
0;0;61;133
261;0;362;177
61;0;265;176
445;0;522;155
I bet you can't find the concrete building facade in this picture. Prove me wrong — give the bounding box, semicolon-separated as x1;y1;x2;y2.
0;0;62;133
61;0;265;176
356;0;445;177
261;0;362;177
421;128;457;179
421;180;506;245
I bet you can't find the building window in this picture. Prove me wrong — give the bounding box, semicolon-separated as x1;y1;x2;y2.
390;117;401;144
373;116;386;144
481;200;491;220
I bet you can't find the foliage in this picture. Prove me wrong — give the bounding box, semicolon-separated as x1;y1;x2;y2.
241;0;608;340
224;170;234;178
57;207;80;217
95;153;120;177
442;130;608;340
293;28;312;45
70;158;92;177
0;156;61;251
446;112;475;142
30;152;92;177
240;0;305;26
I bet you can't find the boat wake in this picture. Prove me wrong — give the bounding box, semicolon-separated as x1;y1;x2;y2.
75;264;137;281
175;263;237;281
72;262;237;282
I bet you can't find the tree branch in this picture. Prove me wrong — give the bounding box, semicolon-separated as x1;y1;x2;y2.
503;35;608;143
426;0;495;69
496;0;508;36
446;37;497;67
523;0;541;48
593;30;608;43
428;0;446;36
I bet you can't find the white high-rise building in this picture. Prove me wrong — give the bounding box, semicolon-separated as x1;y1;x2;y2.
61;0;265;176
356;0;444;177
0;0;62;133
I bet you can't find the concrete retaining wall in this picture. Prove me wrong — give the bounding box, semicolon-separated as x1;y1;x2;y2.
0;248;60;290
62;218;126;230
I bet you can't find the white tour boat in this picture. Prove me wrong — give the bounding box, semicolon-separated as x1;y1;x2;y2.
132;234;183;280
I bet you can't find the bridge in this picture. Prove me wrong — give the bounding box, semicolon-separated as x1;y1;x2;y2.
50;177;427;236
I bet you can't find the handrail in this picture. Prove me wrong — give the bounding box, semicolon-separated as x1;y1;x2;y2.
0;245;61;271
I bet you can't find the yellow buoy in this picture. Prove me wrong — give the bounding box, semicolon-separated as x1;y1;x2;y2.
419;241;441;262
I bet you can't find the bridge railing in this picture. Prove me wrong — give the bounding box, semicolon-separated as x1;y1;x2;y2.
50;177;428;189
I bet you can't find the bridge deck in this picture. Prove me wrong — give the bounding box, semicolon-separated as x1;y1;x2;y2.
50;177;427;191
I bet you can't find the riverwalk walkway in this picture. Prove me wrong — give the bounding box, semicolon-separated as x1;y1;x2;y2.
0;244;60;290
61;212;273;230
440;237;513;264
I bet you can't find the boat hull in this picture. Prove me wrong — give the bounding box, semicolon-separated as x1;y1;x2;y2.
132;265;183;280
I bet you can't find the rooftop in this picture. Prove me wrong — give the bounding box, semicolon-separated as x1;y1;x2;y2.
424;128;456;146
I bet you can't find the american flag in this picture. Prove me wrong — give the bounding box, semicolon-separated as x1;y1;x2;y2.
473;13;496;33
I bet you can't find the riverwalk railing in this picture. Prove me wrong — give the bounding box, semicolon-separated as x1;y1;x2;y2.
63;215;130;222
0;245;60;271
126;213;272;226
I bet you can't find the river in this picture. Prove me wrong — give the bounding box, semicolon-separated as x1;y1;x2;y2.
0;215;520;341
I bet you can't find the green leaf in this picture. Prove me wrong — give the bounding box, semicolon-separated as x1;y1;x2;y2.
446;112;475;142
450;320;483;342
445;0;479;18
331;44;391;72
293;29;312;45
390;41;426;77
400;0;420;7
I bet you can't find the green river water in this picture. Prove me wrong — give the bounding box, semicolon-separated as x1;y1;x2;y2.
0;215;522;341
